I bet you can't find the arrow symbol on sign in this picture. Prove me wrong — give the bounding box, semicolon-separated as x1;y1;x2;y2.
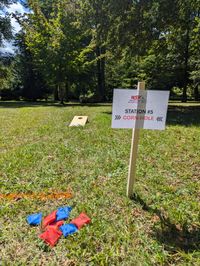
115;115;121;120
156;117;163;122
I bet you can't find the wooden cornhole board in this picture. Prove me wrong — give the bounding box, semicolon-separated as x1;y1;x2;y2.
69;116;88;127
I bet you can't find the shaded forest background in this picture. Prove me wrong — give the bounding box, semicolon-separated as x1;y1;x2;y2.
0;0;200;103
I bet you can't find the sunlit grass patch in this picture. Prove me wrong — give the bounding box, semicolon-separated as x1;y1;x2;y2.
0;102;200;265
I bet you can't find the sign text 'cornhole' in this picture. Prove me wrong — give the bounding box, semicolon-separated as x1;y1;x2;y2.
112;89;169;130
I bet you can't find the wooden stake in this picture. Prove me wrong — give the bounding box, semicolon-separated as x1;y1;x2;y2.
127;82;145;198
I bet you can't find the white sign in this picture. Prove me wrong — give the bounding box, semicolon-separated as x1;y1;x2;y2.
112;89;169;130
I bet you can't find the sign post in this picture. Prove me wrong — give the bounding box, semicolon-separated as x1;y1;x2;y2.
111;82;169;198
127;82;145;198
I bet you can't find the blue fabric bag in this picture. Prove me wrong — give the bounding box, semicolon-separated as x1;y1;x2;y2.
56;206;72;221
27;213;42;226
60;224;78;237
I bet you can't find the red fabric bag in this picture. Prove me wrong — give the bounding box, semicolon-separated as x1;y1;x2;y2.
39;228;62;247
43;211;57;228
46;220;64;231
70;213;91;230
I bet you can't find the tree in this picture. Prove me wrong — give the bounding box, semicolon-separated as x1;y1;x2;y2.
6;0;200;102
14;32;48;100
190;11;200;101
0;53;23;100
77;0;112;101
23;0;83;103
106;0;200;102
164;0;200;102
0;0;14;46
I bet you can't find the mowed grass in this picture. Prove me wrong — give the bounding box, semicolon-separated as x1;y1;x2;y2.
0;101;200;265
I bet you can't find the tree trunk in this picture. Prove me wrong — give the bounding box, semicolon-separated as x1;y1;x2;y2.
182;86;187;103
101;46;106;101
58;82;65;105
54;86;59;101
65;81;70;102
194;84;199;101
96;46;106;101
182;28;190;103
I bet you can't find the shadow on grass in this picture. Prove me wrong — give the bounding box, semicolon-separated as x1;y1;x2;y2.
103;105;200;126
167;105;200;126
1;101;200;126
131;193;200;253
0;101;111;109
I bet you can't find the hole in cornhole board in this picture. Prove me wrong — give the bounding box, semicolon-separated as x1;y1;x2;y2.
69;116;88;127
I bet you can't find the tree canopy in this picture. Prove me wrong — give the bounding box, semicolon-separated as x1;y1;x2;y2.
1;0;200;102
0;0;14;46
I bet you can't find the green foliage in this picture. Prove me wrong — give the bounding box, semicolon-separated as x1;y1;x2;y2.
0;55;22;100
0;61;11;90
105;0;200;100
0;0;13;46
15;32;49;100
23;0;84;101
1;0;200;101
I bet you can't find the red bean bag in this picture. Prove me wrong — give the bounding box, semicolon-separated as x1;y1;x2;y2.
39;228;62;247
45;220;64;231
42;210;57;228
70;213;91;230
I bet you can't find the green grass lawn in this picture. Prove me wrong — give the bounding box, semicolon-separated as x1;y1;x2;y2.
0;101;200;265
